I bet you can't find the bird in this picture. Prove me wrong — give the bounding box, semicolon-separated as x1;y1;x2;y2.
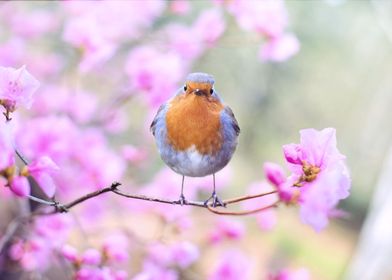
150;72;240;207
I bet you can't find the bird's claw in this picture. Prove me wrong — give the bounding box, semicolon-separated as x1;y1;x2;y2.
204;192;225;208
178;194;187;206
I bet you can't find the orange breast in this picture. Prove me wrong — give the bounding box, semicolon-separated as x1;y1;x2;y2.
166;94;224;155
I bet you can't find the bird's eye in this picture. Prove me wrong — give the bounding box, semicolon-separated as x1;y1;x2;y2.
183;85;187;91
210;89;214;94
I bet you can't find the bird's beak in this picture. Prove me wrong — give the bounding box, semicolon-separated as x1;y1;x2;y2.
192;89;203;96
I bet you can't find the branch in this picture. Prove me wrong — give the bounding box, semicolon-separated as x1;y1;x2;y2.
207;201;279;216
224;190;277;205
28;182;279;217
0;216;28;255
15;148;29;165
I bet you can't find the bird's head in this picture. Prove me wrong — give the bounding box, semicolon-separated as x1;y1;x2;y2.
183;72;216;98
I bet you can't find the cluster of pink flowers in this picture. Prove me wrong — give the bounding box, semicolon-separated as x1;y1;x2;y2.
62;1;165;73
263;128;351;231
0;66;59;198
62;234;129;280
9;215;72;271
225;0;300;62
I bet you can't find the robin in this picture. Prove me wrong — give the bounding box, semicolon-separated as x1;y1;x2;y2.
150;72;240;207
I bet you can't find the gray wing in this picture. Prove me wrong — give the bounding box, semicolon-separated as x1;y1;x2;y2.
223;106;240;136
150;104;165;136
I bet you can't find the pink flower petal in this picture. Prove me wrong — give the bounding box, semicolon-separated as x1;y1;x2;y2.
10;176;30;197
260;33;300;62
0;65;40;110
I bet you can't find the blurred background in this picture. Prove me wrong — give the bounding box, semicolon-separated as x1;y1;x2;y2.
1;1;392;279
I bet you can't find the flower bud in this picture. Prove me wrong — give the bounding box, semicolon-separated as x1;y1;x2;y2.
81;248;101;265
10;176;30;197
62;244;79;263
263;162;286;186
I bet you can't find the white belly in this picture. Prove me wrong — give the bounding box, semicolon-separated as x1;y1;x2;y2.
160;145;232;177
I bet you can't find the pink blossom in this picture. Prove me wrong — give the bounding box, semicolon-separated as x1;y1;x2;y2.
121;145;148;165
12;238;51;271
27;156;59;197
286;128;346;172
62;1;165;72
299;165;350;231
193;8;226;45
228;0;288;38
113;270;128;280
125;46;185;108
103;108;130;134
7;9;59;39
62;244;79;263
147;241;199;269
0;39;25;67
208;250;251;280
16;116;78;161
263;162;298;204
9;240;24;260
147;242;172;266
65;90;98;124
33;86;98;124
169;241;199;268
27;156;59;174
133;261;179;280
62;16;116;73
74;129;126;189
30;85;69;115
76;267;111;280
271;267;310;280
208;217;245;244
264;162;286;186
283;144;303;165
62;1;165;42
34;215;73;244
102;233;129;263
169;0;191;15
0;65;40;112
260;33;300;62
27;52;64;78
82;248;102;266
283;128;351;231
165;24;204;60
17;116;125;197
9;176;30;197
165;9;225;60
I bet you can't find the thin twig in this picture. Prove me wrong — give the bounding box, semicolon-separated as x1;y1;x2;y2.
26;194;58;206
206;201;280;216
112;189;207;208
15;148;29;165
62;182;121;210
224;190;278;205
0;217;24;255
39;182;122;215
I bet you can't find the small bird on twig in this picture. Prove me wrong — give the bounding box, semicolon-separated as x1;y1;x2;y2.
150;72;240;207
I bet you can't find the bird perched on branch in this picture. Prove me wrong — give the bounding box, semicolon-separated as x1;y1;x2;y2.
150;72;240;207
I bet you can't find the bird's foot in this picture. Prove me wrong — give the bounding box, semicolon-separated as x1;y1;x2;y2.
204;192;225;208
177;194;187;206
